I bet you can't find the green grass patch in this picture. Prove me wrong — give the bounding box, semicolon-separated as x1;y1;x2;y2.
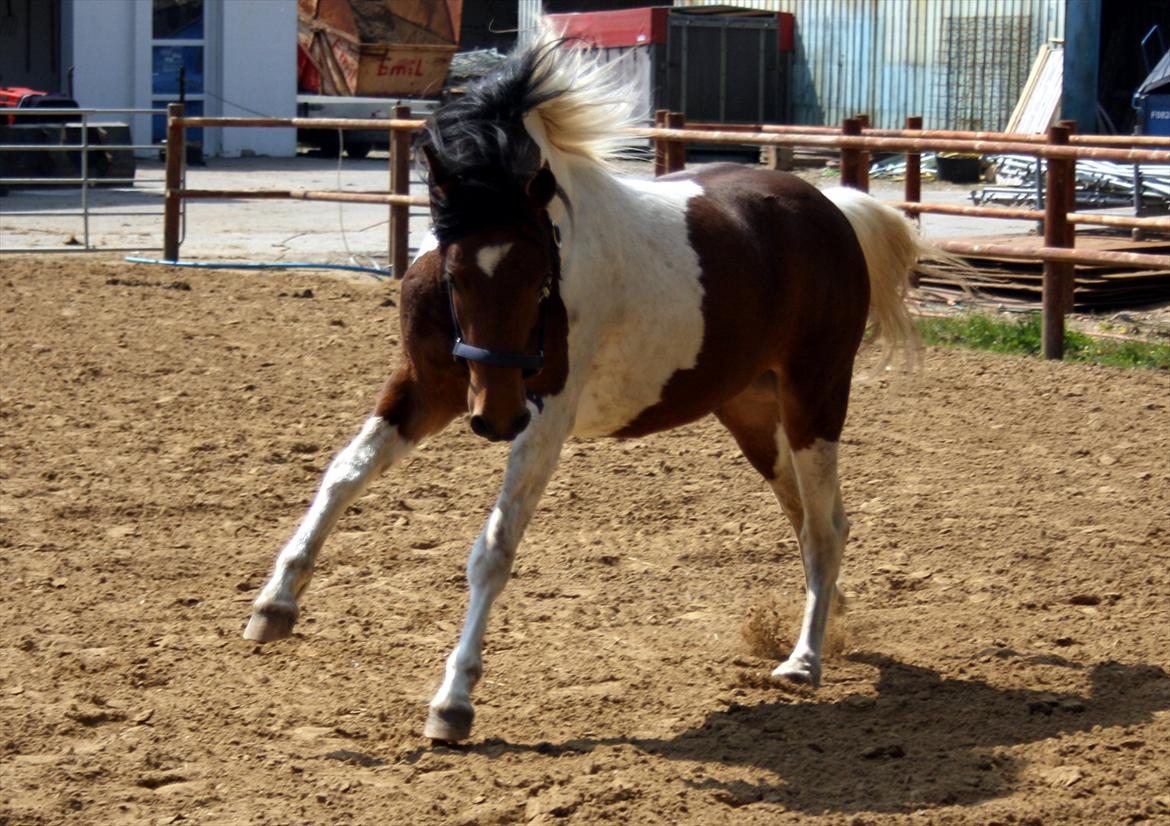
916;313;1170;370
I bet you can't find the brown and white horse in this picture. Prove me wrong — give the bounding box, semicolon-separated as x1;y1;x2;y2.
244;24;930;742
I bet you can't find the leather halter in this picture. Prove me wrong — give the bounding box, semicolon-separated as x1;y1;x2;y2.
447;215;562;381
448;280;547;378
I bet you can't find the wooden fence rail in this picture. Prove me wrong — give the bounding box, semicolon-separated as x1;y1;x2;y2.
163;104;429;273
684;120;1170;147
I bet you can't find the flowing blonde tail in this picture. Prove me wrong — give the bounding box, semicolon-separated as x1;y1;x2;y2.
821;187;933;374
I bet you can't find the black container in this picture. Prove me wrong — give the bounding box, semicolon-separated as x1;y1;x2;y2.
555;7;792;128
936;154;982;183
663;12;789;125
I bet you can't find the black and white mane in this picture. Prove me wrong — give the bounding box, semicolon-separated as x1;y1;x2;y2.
417;28;639;244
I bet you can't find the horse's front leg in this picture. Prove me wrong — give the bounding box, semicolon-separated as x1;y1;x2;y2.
424;403;572;742
244;363;459;642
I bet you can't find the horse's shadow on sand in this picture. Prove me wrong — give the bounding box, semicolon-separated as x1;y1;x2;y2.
423;653;1170;815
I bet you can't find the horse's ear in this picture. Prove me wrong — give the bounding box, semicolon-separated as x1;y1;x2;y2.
421;144;453;199
527;165;557;209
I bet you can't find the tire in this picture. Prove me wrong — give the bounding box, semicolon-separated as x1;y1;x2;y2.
345;141;371;160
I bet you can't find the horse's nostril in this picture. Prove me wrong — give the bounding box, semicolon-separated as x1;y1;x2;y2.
469;415;493;440
470;411;529;442
510;411;531;438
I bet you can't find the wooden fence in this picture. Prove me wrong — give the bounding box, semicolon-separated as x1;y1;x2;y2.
162;103;1169;360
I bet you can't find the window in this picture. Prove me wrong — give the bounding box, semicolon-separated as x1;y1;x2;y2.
153;0;204;39
151;0;205;144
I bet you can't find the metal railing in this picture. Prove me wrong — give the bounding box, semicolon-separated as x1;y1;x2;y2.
0;107;170;253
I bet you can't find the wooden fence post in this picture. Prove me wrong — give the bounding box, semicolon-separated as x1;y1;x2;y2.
840;118;862;189
163;102;185;262
856;113;870;193
390;104;412;278
665;111;686;174
903;115;922;221
1132;162;1145;241
653;109;668;177
1042;123;1073;359
1058;119;1078;313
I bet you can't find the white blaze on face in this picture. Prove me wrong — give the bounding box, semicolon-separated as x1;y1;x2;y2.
476;242;513;277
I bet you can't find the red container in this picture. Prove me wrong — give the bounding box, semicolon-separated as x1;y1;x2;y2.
0;87;46;123
297;0;462;97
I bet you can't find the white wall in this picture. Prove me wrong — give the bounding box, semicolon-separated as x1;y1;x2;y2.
69;1;137;112
219;0;296;157
66;0;296;157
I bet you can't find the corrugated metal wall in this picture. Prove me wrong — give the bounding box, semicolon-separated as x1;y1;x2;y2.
674;0;1065;129
517;0;542;37
522;0;1068;130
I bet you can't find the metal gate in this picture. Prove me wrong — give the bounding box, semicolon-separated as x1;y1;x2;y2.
0;107;173;254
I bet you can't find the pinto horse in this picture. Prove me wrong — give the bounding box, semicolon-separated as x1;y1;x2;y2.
244;25;930;743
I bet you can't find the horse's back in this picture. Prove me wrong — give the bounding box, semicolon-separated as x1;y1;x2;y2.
670;163;870;296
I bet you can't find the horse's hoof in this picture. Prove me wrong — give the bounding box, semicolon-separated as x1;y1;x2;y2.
771;657;821;688
243;608;296;642
424;704;474;743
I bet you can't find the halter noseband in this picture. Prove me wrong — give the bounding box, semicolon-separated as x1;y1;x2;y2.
447;217;562;381
448;277;548;378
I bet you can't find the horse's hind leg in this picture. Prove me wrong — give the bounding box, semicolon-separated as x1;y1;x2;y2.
244;364;458;642
768;358;856;687
716;372;803;530
716;372;847;688
771;437;847;687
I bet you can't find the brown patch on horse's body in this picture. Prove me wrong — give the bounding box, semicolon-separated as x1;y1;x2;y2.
374;251;467;442
614;165;870;454
713;371;785;478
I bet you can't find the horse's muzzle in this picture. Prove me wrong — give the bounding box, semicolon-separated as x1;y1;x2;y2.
469;410;531;442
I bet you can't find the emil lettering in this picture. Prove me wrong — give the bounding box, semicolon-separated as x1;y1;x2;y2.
378;58;424;78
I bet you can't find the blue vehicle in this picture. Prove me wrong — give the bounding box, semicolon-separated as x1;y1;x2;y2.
1134;27;1170;139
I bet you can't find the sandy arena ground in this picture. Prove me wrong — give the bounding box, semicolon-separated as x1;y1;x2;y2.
1;255;1168;825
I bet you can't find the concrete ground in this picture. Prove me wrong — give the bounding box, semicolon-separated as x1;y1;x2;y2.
0;151;1039;271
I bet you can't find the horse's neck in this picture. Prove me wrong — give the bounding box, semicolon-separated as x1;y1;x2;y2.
554;163;635;319
553;159;704;367
549;161;709;424
555;161;686;287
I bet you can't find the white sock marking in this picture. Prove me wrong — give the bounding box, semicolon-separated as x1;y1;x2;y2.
251;417;413;617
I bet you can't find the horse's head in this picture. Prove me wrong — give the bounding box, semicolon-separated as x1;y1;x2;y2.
423;146;561;442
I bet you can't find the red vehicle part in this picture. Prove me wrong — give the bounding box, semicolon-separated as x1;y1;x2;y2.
0;87;47;124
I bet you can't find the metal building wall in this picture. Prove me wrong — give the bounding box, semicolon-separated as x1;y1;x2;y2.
517;0;542;39
672;0;1065;130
